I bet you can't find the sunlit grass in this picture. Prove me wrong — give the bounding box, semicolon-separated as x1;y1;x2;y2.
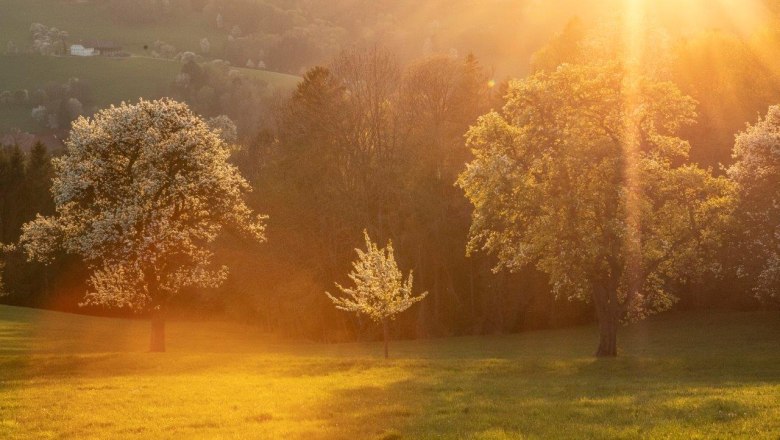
1;306;779;439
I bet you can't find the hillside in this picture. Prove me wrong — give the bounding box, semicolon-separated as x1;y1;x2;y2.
0;0;301;135
1;0;775;136
0;55;300;133
0;0;223;55
2;305;780;438
4;0;773;77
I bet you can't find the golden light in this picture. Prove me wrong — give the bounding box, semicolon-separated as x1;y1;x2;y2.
649;0;769;37
620;0;645;292
617;0;774;294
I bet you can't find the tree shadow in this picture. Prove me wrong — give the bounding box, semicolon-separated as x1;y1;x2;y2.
303;354;779;439
3;310;780;438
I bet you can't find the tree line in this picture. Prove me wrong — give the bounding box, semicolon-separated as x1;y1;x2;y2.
1;26;779;356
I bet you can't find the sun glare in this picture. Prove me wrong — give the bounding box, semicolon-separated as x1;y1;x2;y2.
3;0;780;437
620;0;646;299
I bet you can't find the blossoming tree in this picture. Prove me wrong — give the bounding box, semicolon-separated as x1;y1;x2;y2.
729;105;780;301
457;62;735;357
20;99;267;352
327;230;427;358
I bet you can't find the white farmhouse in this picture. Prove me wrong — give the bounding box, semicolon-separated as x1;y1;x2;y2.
69;44;95;57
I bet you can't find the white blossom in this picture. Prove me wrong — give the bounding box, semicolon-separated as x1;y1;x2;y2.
326;230;427;323
20;99;267;312
206;115;238;146
729;105;780;300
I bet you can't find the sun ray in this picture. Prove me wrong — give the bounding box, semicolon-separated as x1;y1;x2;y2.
621;0;646;299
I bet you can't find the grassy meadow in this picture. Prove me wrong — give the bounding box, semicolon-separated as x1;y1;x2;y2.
0;55;301;132
0;0;224;55
0;0;300;132
1;305;779;439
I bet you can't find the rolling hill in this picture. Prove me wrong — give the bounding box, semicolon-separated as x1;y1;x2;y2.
0;55;300;133
0;0;302;135
2;0;775;136
0;0;223;55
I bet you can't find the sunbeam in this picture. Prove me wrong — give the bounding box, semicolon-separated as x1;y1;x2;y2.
620;0;646;319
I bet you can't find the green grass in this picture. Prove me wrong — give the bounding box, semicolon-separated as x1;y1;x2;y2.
0;55;179;131
0;0;302;133
1;305;779;439
0;0;224;55
0;55;300;132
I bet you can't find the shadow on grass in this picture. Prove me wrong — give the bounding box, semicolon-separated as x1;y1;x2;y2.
3;310;780;438
0;327;34;355
302;355;780;439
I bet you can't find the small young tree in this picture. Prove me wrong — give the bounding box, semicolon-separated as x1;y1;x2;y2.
20;99;267;352
326;231;427;358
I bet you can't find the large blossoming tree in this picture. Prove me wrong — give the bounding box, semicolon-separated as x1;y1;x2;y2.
728;105;780;301
457;62;735;357
20;99;267;352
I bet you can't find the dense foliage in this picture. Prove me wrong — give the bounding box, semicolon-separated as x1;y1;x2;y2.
170;59;273;136
457;62;735;355
729;106;780;302
18;99;266;350
0;143;60;305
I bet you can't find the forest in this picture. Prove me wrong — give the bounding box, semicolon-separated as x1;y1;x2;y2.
1;10;780;352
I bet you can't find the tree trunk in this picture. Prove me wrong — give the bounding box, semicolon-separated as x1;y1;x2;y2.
382;319;389;359
593;284;618;357
595;310;617;357
150;311;166;352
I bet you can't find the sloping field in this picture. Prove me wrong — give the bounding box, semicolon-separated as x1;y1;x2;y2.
1;305;779;439
0;0;222;55
0;55;300;132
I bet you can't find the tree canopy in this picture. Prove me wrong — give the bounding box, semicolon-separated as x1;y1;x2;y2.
728;105;780;301
458;61;735;356
327;230;427;357
327;230;427;323
20;99;267;350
